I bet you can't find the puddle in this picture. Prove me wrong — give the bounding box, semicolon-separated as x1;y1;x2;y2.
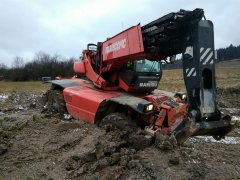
189;136;240;144
0;94;9;101
232;116;240;121
220;108;240;114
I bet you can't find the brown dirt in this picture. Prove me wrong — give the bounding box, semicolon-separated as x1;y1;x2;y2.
217;85;240;108
0;89;240;180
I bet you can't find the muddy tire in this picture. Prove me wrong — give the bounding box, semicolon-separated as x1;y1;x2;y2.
99;113;137;131
46;89;67;114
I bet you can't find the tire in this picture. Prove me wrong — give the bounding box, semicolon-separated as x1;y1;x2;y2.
99;112;137;131
46;89;67;114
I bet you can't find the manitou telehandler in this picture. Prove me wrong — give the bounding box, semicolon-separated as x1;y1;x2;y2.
46;8;233;144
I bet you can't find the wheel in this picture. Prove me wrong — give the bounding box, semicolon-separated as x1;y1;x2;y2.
46;89;67;114
99;113;137;131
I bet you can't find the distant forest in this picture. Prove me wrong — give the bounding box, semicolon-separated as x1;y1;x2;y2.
0;52;74;81
0;44;240;81
217;44;240;61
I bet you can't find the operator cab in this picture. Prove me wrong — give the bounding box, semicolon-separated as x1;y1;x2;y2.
120;59;162;92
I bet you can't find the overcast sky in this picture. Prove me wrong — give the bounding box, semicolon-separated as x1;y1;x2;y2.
0;0;239;66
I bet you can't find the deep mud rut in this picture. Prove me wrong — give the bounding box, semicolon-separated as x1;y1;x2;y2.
0;87;240;180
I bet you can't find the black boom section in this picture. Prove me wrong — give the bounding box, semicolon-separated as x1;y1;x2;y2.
141;8;204;56
182;20;217;119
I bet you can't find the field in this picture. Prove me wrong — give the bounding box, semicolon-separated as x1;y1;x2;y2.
159;59;240;92
0;60;239;179
0;81;50;94
1;60;239;94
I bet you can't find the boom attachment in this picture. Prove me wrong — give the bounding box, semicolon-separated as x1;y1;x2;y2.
174;20;234;143
141;9;234;142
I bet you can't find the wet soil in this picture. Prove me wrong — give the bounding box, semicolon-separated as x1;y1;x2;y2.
0;88;239;180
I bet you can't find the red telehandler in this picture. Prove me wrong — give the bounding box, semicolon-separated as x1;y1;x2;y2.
46;8;234;144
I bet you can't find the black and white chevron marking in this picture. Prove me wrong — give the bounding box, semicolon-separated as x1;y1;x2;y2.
186;68;196;77
200;47;214;65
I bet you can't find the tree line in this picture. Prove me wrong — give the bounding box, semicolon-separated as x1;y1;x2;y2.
0;44;240;81
0;52;75;81
217;44;240;61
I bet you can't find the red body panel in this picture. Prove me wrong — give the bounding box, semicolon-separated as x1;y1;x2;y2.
74;61;85;74
62;79;187;135
102;25;144;63
63;79;121;124
144;92;187;133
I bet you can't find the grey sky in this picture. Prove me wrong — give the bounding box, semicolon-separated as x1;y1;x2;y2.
0;0;239;66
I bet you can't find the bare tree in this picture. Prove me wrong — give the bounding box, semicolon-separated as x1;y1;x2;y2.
0;63;7;69
12;56;24;69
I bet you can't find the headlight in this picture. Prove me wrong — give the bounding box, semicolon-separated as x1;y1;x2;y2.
146;104;153;111
137;102;154;113
174;92;187;102
181;94;187;100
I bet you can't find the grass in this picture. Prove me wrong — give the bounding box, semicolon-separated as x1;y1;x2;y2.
0;81;50;94
216;59;240;69
215;59;240;88
0;59;239;94
159;59;240;92
158;69;185;92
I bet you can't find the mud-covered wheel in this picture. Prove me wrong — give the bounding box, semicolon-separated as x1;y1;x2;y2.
46;89;67;114
99;113;137;131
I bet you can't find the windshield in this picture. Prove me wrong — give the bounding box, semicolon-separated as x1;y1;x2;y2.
136;59;161;73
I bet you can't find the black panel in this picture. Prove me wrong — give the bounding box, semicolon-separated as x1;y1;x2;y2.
141;8;204;56
182;20;217;119
49;80;80;89
134;76;160;89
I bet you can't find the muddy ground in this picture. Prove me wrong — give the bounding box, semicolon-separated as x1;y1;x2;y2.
0;87;239;180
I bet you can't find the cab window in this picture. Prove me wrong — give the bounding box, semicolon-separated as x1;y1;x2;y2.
136;59;161;72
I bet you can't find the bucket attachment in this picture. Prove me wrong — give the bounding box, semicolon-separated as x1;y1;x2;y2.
172;113;235;145
148;112;235;146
